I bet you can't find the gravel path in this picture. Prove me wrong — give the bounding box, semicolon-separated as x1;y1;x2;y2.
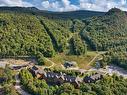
43;58;55;68
87;51;106;66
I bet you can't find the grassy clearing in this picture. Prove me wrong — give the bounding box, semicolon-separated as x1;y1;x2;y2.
49;51;98;69
44;59;52;67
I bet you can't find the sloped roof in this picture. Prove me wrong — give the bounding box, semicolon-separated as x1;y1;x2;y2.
44;72;61;78
90;73;102;80
31;66;38;71
64;75;76;82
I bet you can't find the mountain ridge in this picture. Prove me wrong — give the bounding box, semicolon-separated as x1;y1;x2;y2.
0;6;105;19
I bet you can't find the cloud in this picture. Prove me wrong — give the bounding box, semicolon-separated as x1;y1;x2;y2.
41;0;79;11
40;0;127;12
121;0;126;5
0;0;33;7
62;0;70;6
79;0;127;12
0;0;127;12
41;1;50;9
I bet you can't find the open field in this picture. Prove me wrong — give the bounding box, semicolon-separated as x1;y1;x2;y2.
0;51;103;69
49;51;99;69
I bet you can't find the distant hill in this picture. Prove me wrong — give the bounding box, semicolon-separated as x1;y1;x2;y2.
0;6;105;19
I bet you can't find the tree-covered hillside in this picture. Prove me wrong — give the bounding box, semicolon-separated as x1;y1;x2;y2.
0;13;55;57
81;8;127;69
0;7;87;58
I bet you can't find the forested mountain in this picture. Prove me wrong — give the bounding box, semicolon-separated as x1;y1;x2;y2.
1;7;127;69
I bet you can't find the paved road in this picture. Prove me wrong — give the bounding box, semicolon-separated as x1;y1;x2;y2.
104;65;127;78
14;73;31;95
89;65;127;78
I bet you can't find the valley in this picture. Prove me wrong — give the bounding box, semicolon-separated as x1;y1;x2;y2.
1;7;127;95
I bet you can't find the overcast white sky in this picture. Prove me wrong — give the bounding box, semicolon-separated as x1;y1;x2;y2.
0;0;127;12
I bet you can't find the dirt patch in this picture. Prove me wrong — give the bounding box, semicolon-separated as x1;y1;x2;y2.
0;58;37;65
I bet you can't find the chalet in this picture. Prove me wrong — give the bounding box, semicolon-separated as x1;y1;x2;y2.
10;64;29;70
37;70;46;79
44;72;61;79
64;61;77;68
30;66;81;88
29;66;39;76
42;72;62;85
30;66;103;88
42;72;81;88
62;75;82;88
83;73;103;83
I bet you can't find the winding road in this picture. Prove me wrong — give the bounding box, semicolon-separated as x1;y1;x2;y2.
87;51;106;66
43;58;55;68
43;51;106;70
87;53;100;66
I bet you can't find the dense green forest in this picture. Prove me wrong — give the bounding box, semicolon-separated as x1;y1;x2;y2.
81;8;127;69
0;66;18;95
19;69;127;95
0;7;87;59
0;13;55;57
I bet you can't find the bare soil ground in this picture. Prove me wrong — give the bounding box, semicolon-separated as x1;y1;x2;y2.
0;58;37;66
